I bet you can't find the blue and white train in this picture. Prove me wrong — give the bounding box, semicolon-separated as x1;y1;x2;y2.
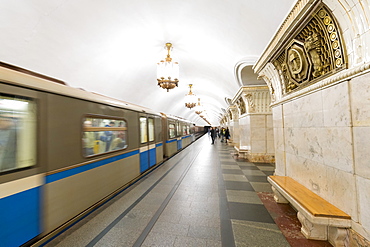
0;62;204;247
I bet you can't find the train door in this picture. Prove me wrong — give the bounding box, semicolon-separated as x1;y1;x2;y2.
176;121;182;150
139;115;156;173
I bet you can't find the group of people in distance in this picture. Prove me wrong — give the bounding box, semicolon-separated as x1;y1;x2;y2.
209;126;230;145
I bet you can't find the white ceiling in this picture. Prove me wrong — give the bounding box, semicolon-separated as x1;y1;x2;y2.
0;0;296;125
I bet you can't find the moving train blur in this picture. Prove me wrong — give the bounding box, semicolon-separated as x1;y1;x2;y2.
0;63;205;247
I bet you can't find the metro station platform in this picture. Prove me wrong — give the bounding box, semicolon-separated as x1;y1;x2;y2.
43;135;331;247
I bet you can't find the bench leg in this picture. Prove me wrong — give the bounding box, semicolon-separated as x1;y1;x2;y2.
298;212;328;240
272;186;289;204
328;227;349;247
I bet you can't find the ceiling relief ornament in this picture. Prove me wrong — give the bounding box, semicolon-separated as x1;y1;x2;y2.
237;97;247;115
245;94;256;113
272;4;346;95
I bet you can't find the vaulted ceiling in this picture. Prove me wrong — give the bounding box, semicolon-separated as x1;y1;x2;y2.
0;0;295;125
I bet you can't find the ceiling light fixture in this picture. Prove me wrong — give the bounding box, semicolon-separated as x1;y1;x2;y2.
194;98;203;114
157;43;179;92
184;84;197;109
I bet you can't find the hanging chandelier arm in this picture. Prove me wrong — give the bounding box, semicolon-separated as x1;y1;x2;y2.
166;43;172;62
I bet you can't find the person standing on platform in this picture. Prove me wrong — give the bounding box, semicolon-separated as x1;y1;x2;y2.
210;127;216;144
225;127;230;144
220;127;225;142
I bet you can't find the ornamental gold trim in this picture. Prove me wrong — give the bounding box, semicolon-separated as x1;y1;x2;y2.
272;4;347;95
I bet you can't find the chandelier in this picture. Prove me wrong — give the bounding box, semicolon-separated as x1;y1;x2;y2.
194;98;203;114
184;84;197;109
157;43;179;92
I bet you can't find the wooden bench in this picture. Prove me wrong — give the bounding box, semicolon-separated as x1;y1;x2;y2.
268;176;351;247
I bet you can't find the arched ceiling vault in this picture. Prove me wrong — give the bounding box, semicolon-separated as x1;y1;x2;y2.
0;0;295;125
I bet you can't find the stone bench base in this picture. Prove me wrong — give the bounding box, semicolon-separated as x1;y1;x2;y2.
269;176;351;247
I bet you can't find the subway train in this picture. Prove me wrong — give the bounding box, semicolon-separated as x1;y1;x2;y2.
0;63;205;247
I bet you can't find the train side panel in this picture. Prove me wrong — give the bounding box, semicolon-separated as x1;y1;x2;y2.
44;93;142;232
44;154;139;232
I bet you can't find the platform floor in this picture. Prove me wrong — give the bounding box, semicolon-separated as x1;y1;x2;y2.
44;135;332;247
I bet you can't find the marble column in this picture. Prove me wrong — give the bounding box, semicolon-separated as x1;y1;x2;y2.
230;86;274;162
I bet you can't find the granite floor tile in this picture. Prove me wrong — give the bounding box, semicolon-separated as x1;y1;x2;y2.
97;228;139;247
206;239;223;247
222;169;244;175
239;166;260;170
223;174;249;182
244;175;268;183
221;164;242;169
241;169;266;176
142;232;177;247
224;181;255;191
226;190;263;204
187;225;221;241
179;214;220;228
173;235;208;247
221;161;238;166
228;202;275;223
150;221;190;236
236;161;255;166
250;182;274;193
231;219;290;247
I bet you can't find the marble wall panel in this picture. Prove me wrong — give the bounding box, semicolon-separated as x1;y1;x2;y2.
321;127;354;172
272;105;283;128
273;127;285;152
356;175;370;234
266;114;273;128
284;127;325;165
274;149;286;175
322;81;352;127
286;153;357;219
250;115;266;128
251;140;267;153
350;73;370;126
284;126;353;172
286;153;328;194
267;140;275;154
353;126;370;179
239;116;250;150
284;91;324;128
266;127;274;142
251;127;266;141
326;166;358;221
233;121;240;146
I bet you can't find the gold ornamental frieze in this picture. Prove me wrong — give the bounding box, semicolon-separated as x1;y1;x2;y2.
273;4;346;95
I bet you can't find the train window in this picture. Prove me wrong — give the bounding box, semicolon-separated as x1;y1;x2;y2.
187;126;190;134
0;94;36;173
169;123;175;138
140;117;147;143
83;117;127;157
182;125;187;135
148;118;154;142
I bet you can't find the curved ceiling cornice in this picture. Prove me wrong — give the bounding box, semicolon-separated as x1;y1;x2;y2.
234;57;259;87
